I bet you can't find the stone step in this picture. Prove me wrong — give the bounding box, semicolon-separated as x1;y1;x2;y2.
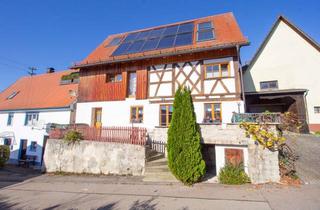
146;153;165;162
145;166;170;173
146;160;168;167
146;149;158;157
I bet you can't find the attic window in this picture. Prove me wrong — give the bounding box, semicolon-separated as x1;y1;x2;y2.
107;37;122;47
260;81;278;90
197;21;215;42
7;91;19;100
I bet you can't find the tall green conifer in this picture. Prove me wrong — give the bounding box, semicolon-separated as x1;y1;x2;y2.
167;86;206;185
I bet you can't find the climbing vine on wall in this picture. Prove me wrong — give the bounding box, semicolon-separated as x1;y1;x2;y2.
239;112;303;151
239;122;286;151
239;112;303;179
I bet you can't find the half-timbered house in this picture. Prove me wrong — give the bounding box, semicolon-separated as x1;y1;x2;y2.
72;12;249;177
73;12;248;129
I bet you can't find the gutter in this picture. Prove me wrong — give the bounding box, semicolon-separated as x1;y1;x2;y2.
0;106;73;113
71;41;249;69
237;45;246;111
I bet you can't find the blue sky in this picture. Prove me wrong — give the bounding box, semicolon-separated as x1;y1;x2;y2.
0;0;319;91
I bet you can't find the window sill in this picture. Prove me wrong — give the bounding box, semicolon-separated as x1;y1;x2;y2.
155;126;169;128
199;122;222;125
130;121;143;124
196;38;215;42
204;76;232;80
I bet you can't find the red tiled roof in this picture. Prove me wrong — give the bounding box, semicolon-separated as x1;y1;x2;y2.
74;12;248;68
0;70;78;111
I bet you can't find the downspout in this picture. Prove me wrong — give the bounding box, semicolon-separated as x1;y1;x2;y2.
237;45;246;112
303;90;310;131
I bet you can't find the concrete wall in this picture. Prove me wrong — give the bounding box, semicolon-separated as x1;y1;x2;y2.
149;124;249;145
0;109;71;164
149;124;280;184
247;141;280;184
43;139;145;176
243;20;320;126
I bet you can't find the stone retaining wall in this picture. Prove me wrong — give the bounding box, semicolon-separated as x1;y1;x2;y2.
42;139;145;176
149;124;280;184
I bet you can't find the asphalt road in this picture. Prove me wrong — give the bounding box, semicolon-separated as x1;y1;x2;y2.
286;134;320;184
0;174;319;210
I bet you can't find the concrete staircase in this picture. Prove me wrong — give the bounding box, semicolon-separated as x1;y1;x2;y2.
143;147;178;182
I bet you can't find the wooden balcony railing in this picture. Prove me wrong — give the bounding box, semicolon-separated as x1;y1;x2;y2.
49;125;148;145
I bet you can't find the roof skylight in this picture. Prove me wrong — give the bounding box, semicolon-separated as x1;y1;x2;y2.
7;91;19;100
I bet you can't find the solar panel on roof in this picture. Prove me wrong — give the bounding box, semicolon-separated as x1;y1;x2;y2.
126;40;145;53
112;42;131;56
123;32;139;43
149;28;165;38
158;36;175;49
136;31;150;40
112;22;194;56
162;25;179;36
175;33;193;46
178;23;193;33
142;38;160;51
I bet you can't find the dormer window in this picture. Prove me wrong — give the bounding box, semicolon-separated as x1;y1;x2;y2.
7;91;19;100
197;21;215;42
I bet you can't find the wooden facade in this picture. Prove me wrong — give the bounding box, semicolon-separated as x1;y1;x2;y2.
78;48;240;103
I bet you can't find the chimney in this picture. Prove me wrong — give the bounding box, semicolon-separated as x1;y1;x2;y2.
47;67;55;73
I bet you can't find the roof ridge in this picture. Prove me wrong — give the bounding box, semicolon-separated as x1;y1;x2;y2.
247;15;320;69
106;12;234;37
278;15;320;51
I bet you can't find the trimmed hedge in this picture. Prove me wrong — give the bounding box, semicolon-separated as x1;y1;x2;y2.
218;164;250;185
0;145;10;167
167;86;206;185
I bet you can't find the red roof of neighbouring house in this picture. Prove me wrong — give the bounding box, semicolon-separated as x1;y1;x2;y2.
0;70;78;111
73;12;248;68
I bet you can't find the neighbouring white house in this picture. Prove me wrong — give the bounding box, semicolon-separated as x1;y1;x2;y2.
71;12;253;177
243;16;320;132
0;69;78;166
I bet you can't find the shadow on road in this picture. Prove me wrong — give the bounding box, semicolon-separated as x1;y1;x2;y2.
0;164;42;189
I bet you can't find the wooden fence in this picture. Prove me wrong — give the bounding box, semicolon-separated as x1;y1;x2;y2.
49;125;147;145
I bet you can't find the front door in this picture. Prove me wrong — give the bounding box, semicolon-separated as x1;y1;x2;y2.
92;108;102;128
19;139;28;160
128;72;137;97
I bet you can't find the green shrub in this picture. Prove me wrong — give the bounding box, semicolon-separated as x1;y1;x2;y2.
64;130;83;144
167;86;206;185
218;164;250;185
315;131;320;136
0;145;10;167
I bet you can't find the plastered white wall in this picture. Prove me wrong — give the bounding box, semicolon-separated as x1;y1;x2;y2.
76;100;243;128
0;109;71;163
243;20;320;124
